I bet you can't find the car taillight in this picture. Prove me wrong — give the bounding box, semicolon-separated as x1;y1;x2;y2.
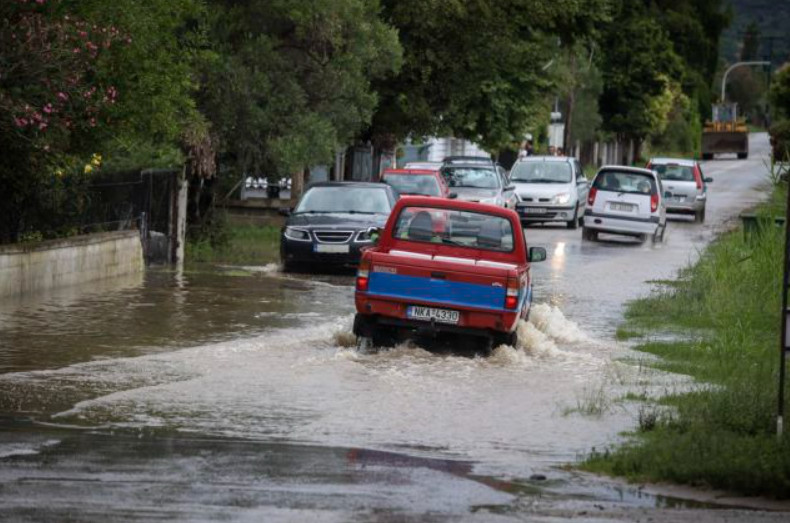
356;257;370;291
505;281;519;309
651;192;659;213
588;187;597;206
695;167;702;190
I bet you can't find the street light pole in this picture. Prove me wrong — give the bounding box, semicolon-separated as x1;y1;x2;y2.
720;61;771;102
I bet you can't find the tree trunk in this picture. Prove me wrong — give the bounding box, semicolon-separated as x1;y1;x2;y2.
563;52;577;152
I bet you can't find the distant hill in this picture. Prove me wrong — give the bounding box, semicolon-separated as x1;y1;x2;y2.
721;0;790;67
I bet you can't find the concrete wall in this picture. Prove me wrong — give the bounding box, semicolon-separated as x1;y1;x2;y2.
0;231;144;297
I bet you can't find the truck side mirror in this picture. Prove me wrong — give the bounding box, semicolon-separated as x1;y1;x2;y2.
366;226;381;244
528;246;547;263
448;193;458;199
704;177;713;183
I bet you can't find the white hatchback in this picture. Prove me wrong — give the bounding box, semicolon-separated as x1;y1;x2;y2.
582;166;666;242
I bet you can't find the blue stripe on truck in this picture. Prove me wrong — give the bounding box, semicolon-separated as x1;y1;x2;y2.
367;272;509;312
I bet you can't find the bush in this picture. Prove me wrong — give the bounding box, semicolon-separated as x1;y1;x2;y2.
770;120;790;162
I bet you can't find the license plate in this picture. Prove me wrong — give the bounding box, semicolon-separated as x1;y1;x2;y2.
522;207;546;214
609;202;635;212
407;306;460;324
314;244;349;253
672;195;686;202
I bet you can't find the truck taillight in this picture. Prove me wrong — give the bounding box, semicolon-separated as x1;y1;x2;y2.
588;187;597;206
356;258;370;291
695;167;702;190
505;284;519;309
651;192;659;213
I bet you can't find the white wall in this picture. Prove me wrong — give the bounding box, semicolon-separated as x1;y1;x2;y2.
0;231;144;297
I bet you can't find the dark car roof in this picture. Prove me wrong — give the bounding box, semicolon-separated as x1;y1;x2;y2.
517;155;573;163
304;181;391;190
382;169;440;176
442;155;494;164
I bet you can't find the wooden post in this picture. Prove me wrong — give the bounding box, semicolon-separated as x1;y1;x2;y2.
167;168;188;267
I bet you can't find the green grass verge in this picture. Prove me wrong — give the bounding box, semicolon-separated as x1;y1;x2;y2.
186;224;280;265
583;184;790;498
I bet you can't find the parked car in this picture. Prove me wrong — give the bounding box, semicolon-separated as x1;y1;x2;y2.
510;156;589;229
442;155;510;183
353;196;547;353
403;161;442;171
646;157;713;223
582;166;667;242
380;169;452;198
279;182;398;271
440;162;517;209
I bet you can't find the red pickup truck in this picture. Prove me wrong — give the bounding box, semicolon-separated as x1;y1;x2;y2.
353;196;546;353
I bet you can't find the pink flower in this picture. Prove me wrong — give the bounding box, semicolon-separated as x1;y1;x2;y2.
38;122;48;131
57;92;68;101
43;103;53;114
14;117;28;128
72;47;81;54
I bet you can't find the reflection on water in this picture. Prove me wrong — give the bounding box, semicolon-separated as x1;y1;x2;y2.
0;267;355;373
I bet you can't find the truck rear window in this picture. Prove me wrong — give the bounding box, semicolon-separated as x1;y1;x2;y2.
593;170;657;196
393;206;514;252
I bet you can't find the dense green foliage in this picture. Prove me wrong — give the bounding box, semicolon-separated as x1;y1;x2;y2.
198;0;401;177
585;186;790;497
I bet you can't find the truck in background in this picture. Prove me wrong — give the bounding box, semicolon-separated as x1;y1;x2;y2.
701;103;749;160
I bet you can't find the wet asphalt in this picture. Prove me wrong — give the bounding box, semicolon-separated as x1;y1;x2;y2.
0;134;788;521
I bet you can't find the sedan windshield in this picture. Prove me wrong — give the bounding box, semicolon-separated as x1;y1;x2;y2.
442;167;500;189
295;187;391;214
393;206;514;252
382;174;441;197
593;171;657;195
652;164;695;182
510;162;572;183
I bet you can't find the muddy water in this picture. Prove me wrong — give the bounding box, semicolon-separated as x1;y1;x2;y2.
0;135;780;519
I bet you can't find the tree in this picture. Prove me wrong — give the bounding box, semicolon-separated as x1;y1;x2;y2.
198;0;401;179
598;3;684;155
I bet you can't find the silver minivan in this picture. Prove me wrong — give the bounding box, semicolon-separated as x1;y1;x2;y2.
510;156;589;229
646;158;712;223
583;166;666;242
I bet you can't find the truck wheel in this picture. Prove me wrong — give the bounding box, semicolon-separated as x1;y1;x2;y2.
582;227;597;241
566;206;579;230
372;327;397;348
495;331;519;348
652;225;665;244
737;152;748;160
694;207;706;223
356;336;374;353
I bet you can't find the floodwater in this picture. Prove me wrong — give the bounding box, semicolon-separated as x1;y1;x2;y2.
1;134;787;521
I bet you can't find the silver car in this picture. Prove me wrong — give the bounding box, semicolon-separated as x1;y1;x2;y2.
646;158;713;223
510;156;589;229
440;163;517;209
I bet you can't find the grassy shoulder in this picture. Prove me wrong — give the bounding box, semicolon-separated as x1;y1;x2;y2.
186;222;281;266
582;184;790;498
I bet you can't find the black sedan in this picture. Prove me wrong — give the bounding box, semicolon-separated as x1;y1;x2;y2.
280;182;398;272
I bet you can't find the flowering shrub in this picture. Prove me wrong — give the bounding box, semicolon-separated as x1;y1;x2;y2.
0;0;125;242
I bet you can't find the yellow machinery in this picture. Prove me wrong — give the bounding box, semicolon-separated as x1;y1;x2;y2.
702;103;749;160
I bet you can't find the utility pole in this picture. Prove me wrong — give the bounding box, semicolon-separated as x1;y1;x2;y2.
720;61;771;102
780;179;790;438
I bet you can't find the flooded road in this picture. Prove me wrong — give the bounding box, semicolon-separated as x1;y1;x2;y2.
1;134;787;521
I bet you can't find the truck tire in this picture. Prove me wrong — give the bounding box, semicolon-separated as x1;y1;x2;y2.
737;152;748;160
694;207;706;223
372;327;397;348
582;227;598;241
702;153;713;161
495;331;519;348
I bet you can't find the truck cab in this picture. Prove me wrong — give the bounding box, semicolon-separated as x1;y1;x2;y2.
353;196;546;353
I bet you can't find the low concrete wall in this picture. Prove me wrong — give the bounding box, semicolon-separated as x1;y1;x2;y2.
0;231;144;297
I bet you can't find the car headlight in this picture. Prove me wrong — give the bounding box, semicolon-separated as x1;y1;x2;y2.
553;192;571;205
284;227;311;241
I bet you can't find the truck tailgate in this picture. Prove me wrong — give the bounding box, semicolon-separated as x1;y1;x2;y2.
365;251;515;311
